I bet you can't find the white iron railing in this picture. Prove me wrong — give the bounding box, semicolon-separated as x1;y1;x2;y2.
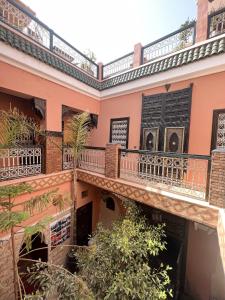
0;147;42;181
120;150;211;200
63;146;105;175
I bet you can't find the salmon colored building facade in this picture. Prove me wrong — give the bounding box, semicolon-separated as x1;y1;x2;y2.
0;0;225;299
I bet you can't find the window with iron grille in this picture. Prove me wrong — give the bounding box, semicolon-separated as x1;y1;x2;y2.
109;118;129;149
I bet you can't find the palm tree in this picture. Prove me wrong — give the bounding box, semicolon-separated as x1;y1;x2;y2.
65;112;91;243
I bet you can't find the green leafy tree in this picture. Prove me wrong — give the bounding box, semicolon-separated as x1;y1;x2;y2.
0;109;66;299
177;18;195;50
76;201;172;300
23;201;171;300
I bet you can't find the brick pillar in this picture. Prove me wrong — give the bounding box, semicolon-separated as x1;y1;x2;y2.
209;149;225;208
98;62;103;81
105;143;121;179
196;0;209;43
45;131;63;174
133;43;142;68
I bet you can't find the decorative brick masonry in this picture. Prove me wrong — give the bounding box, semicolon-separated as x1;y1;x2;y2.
105;143;121;179
209;149;225;208
45;131;63;174
133;43;142;68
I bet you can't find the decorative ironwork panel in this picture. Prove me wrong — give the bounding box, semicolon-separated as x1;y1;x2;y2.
62;147;74;170
0;0;50;48
52;35;98;78
143;24;195;63
216;112;225;148
78;149;105;175
209;9;225;38
110;118;129;149
141;87;192;152
0;147;42;181
103;53;134;78
120;151;210;199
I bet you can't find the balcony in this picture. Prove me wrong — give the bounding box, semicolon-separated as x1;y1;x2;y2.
63;146;211;201
0;146;42;181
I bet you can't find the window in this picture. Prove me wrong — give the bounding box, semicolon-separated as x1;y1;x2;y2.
110;117;129;149
211;109;225;150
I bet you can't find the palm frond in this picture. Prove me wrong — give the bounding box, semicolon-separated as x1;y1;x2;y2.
23;216;53;251
0;211;29;231
0;108;40;148
23;189;58;215
66;112;90;159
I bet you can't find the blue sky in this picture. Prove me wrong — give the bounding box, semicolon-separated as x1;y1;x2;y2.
22;0;197;63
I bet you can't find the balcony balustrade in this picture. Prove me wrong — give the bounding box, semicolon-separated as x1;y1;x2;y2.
63;146;106;175
208;8;225;38
102;52;134;79
119;150;211;200
0;146;42;181
142;23;195;63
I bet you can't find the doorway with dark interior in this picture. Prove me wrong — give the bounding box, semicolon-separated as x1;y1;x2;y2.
138;203;188;300
76;202;92;246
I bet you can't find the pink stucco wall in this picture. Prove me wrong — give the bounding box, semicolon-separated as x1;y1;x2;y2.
0;61;100;132
91;71;225;156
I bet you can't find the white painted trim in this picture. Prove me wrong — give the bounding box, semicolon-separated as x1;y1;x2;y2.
0;42;101;100
1;36;225;101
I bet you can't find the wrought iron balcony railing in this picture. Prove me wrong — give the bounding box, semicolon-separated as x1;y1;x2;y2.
208;7;225;38
103;52;134;79
0;146;42;181
119;150;211;200
63;146;106;175
142;22;196;64
0;0;98;78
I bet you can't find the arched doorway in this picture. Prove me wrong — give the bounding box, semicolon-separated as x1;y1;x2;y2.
17;233;48;296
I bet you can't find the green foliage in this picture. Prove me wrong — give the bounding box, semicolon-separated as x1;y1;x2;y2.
23;216;53;251
24;261;94;300
177;18;194;50
0;183;32;200
66;112;90;162
76;202;172;300
0;108;40;148
0;211;29;231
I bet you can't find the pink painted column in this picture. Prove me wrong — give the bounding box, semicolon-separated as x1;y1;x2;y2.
98;62;103;81
133;43;143;68
196;0;209;43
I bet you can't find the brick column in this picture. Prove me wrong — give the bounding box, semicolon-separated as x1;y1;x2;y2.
44;131;63;174
196;0;209;43
209;149;225;208
105;143;121;179
133;43;142;68
98;62;103;81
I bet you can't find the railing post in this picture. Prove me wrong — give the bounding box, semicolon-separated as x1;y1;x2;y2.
209;149;225;208
49;29;54;51
196;0;209;42
44;131;63;174
98;62;103;81
133;43;143;67
105;144;121;179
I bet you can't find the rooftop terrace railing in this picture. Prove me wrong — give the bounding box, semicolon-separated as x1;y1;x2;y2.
142;22;196;64
102;52;134;79
119;150;211;200
0;146;42;181
208;7;225;38
0;0;99;78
